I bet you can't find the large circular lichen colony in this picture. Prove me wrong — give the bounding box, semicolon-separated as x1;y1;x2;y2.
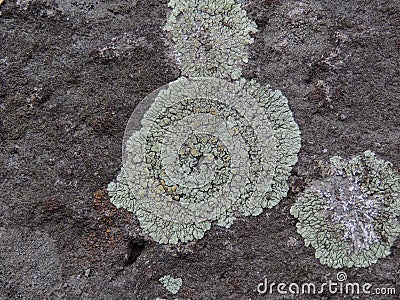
108;77;300;244
290;151;400;268
164;0;257;80
108;0;301;244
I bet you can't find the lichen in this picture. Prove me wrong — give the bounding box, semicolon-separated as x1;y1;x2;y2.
108;0;301;245
290;150;400;268
108;77;300;244
164;0;257;80
237;78;301;208
159;275;182;295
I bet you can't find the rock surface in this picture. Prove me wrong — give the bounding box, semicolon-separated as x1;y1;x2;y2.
1;0;399;299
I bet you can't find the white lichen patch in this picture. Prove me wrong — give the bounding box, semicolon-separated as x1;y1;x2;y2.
164;0;257;80
108;77;300;244
291;150;400;268
323;176;380;251
159;275;183;295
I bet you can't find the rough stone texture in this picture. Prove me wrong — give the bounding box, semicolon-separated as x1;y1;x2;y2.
1;0;399;299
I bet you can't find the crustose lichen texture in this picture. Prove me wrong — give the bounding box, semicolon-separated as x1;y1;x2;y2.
108;77;300;244
164;0;257;80
107;0;301;244
290;151;400;268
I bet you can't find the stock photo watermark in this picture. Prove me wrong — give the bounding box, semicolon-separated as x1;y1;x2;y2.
257;272;396;296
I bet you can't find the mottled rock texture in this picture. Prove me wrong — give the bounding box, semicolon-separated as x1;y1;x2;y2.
1;0;399;299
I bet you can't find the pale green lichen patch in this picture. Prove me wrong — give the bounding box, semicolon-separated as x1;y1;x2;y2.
290;150;400;268
237;79;301;208
108;0;300;245
164;0;257;80
108;77;301;244
159;275;182;295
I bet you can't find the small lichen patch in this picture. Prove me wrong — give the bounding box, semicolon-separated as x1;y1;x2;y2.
164;0;257;80
291;150;400;268
159;275;183;295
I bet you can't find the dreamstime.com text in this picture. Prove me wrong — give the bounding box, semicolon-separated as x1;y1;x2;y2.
257;272;396;296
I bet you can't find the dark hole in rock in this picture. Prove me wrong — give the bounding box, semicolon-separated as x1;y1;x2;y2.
125;238;146;265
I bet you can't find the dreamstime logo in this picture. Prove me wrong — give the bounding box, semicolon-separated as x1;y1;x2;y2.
257;272;396;296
